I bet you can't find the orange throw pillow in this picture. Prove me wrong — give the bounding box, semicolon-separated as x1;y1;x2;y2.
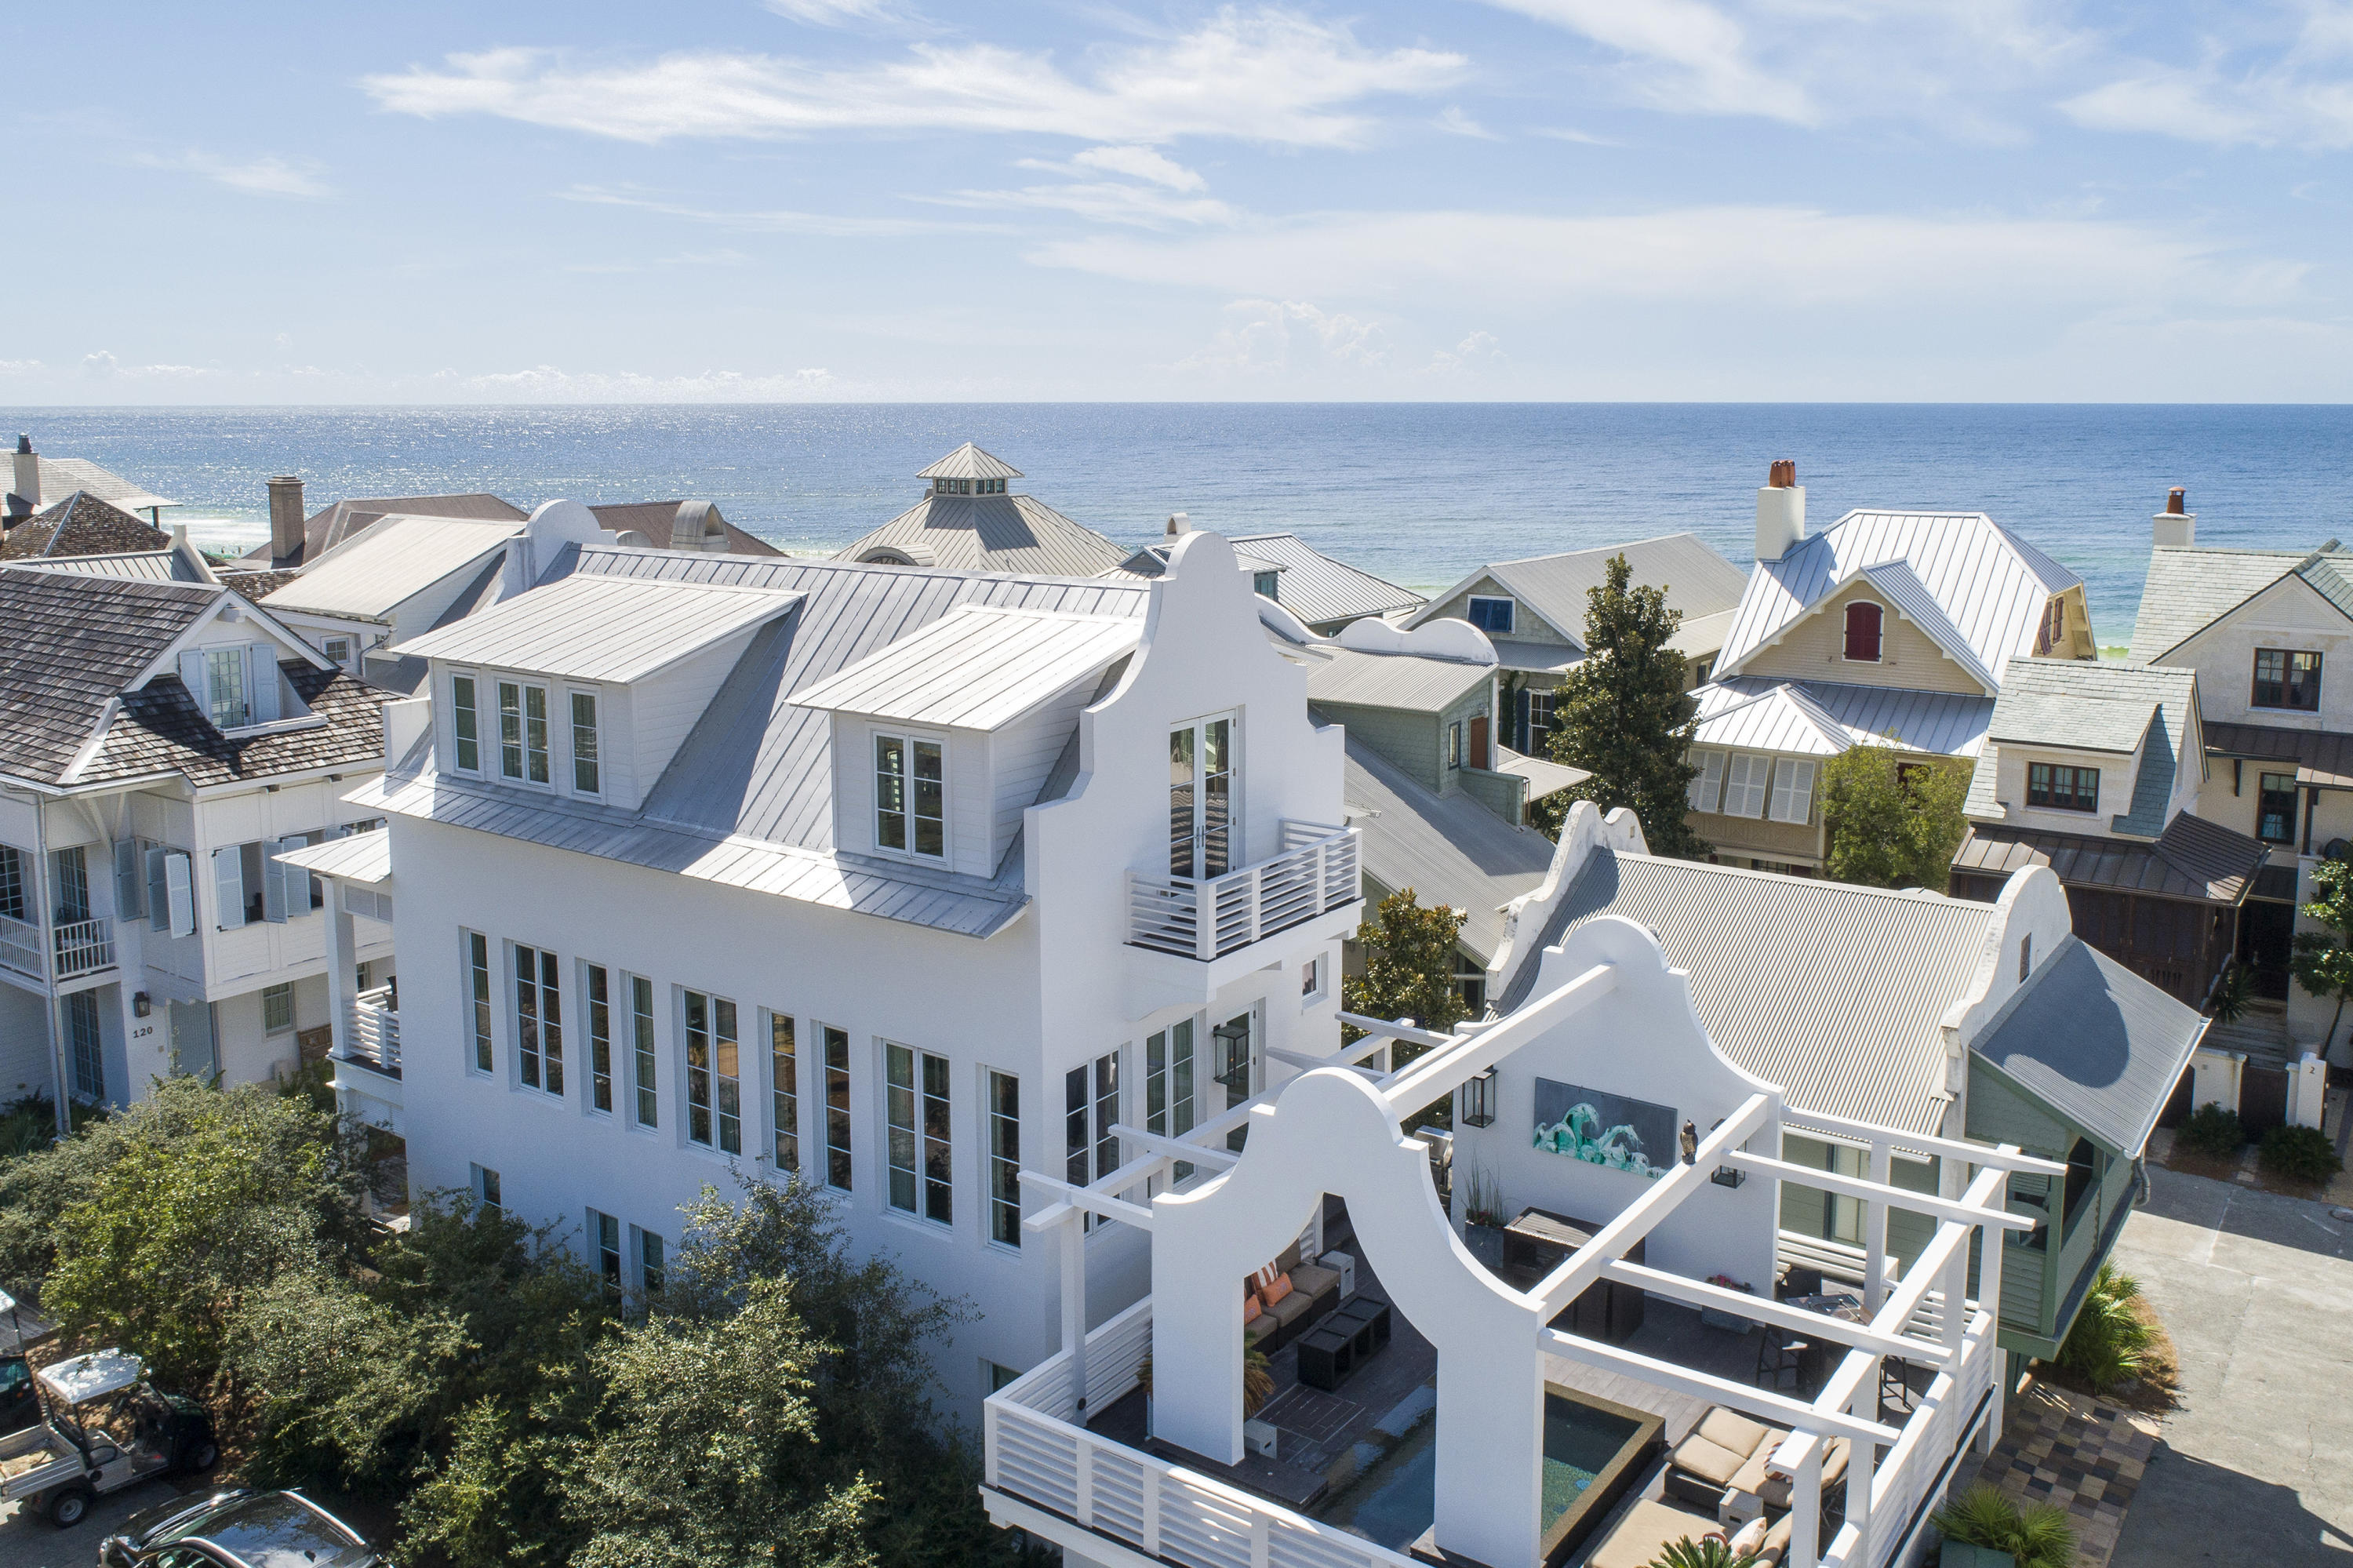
1261;1272;1294;1308
1243;1293;1264;1324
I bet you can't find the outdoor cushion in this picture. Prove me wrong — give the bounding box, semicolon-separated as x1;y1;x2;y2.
1667;1432;1750;1490
1260;1272;1295;1308
1585;1500;1724;1568
1245;1315;1277;1348
1243;1293;1263;1324
1757;1435;1851;1511
1694;1407;1773;1458
1729;1516;1771;1557
1267;1288;1319;1327
1729;1433;1784;1498
1252;1264;1282;1293
1289;1263;1341;1299
1755;1514;1795;1567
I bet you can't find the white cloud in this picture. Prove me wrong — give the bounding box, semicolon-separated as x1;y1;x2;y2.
1069;145;1206;191
1530;126;1621;145
763;0;911;27
1034;205;2303;312
1434;105;1499;139
1421;329;1504;379
461;365;848;400
362;9;1465;149
559;185;982;236
927;181;1236;228
1177;298;1391;377
0;360;43;377
132;149;329;198
80;351;209;380
1482;0;1809;123
2061;9;2353;149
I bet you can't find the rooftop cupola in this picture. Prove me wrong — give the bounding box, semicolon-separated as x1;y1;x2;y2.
2152;486;2195;549
1755;457;1805;562
917;442;1021;497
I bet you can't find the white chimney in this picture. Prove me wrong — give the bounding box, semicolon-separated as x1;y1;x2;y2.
11;436;38;511
2153;487;2195;549
1755;459;1805;562
1165;511;1191;537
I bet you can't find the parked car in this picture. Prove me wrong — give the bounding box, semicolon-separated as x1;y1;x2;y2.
100;1489;382;1568
0;1351;216;1527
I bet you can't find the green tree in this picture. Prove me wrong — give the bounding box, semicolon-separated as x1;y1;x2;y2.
2293;857;2353;1055
1819;745;1970;891
0;1075;371;1387
1537;554;1708;857
1342;888;1470;1048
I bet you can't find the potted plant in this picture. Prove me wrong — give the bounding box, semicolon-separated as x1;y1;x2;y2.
1931;1485;2075;1568
1460;1162;1508;1269
1243;1347;1275;1418
1646;1537;1761;1568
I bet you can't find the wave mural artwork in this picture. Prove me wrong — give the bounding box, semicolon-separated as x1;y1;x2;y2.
1532;1078;1677;1181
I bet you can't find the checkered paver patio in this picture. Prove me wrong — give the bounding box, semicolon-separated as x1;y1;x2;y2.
1970;1379;2160;1568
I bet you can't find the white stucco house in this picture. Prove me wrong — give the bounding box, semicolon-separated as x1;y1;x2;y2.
293;527;1369;1421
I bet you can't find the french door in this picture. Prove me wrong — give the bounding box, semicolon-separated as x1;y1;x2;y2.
1169;714;1238;879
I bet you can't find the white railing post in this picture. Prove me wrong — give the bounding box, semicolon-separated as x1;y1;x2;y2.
984;1400;999;1487
1864;1141;1891;1315
1195;877;1214;962
1251;1511;1271;1568
1141;1464;1160;1557
1075;1434;1094;1528
1062;1208;1089;1417
1789;1431;1824;1568
1846;1381;1875;1568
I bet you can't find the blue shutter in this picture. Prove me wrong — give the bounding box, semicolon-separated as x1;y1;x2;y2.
261;840;288;924
113;840;143;921
213;848;245;931
248;646;282;723
165;852;195;938
177;649;208;714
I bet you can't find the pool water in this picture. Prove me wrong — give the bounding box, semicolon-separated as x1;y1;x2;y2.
1320;1393;1646;1549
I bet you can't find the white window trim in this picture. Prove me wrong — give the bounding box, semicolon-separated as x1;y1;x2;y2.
881;1039;954;1232
449;669;485;777
567;686;604;799
1467;595;1516;635
870;727;950;864
1300;953;1329;1008
496;677;556;791
1687;748;1725;813
1841;600;1886;664
981;1063;1023;1254
678;984;744;1159
1722;753;1770;819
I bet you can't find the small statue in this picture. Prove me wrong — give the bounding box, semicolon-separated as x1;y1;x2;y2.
1679;1119;1698;1166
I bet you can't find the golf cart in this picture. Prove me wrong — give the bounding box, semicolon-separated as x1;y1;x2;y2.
0;1350;216;1526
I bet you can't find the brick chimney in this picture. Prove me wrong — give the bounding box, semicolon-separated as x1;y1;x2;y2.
1755;459;1806;562
2152;486;2195;549
267;475;307;566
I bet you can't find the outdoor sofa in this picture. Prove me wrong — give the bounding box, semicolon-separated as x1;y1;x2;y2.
1584;1499;1795;1568
1662;1406;1851;1517
1241;1239;1344;1354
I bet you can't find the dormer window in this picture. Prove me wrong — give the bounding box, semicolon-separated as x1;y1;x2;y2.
1843;601;1883;662
875;733;945;859
2253;648;2321;711
1467;596;1515;635
205;649;249;729
1253;571;1279;600
176;642;293;732
452;675;481;773
932;477;1007;497
499;680;551;785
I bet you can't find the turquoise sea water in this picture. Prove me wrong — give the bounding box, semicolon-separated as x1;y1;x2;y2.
9;404;2353;647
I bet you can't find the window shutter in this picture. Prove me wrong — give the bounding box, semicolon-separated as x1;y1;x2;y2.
248;646;282;723
147;847;169;932
1686;750;1725;812
261;839;289;924
113;840;144;920
213;847;247;930
176;649;207;710
1769;759;1817;824
280;835;312;916
1725;755;1767;818
1513;688;1530;754
165;851;195;937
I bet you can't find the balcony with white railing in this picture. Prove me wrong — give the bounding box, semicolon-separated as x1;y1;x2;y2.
0;915;42;982
1126;821;1362;1001
342;987;401;1077
53;918;114;980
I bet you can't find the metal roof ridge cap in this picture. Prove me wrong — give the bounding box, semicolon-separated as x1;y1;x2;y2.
1616;849;1994;910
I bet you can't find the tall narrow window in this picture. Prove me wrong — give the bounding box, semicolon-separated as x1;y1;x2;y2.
770;1013;798;1173
514;943;563;1094
471;1164;501;1212
206;647;249;728
53;846;89;923
631;976;657;1126
585;964;613;1112
264;982;295;1034
886;1043;952;1224
468;932;493;1072
1169;716;1236;879
499;682;524;779
988;1070;1021;1248
0;846;23;923
590;1210;622;1289
1065;1051;1119;1226
824;1024;853;1190
638;1230;664;1294
873;735;945;859
2258;773;2298;845
453;675;480;772
1843;601;1883;662
524;686;550;784
66;991;102;1101
682;991;741;1155
571;692;600;795
1147;1020;1196;1183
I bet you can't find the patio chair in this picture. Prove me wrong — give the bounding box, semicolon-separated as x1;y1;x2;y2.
1775;1264;1824;1301
1663;1407;1782;1512
1755;1325;1813;1392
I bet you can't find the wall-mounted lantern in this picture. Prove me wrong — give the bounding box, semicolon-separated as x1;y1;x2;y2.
132;991;151;1019
1460;1068;1497;1128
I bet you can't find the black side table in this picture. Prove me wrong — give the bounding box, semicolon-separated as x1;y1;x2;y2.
1331;1296;1393;1362
1297;1326;1355;1392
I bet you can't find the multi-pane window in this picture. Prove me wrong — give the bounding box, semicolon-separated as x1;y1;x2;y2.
2253;648;2322;711
263;982;294;1034
638;1230;664;1295
1146;1021;1195;1183
514;944;564;1094
874;734;946;859
1686;749;1725;812
2027;762;2098;813
1766;759;1817;824
1066;1051;1119;1227
769;1014;798;1173
66;991;102;1101
54;846;89;923
0;846;23;922
988;1070;1021;1248
885;1043;952;1224
472;1164;501;1212
453;675;480;772
1169;716;1235;879
1467;596;1515;634
1526;689;1555;751
467;931;493;1072
206;647;249;729
499;681;551;784
590;1209;622;1290
682;990;741;1155
1721;753;1770;817
823;1024;853;1190
631;976;658;1126
1446;721;1463;769
571;693;601;795
585;964;614;1112
2258;773;2298;845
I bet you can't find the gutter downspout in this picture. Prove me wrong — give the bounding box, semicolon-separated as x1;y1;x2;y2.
26;795;65;1137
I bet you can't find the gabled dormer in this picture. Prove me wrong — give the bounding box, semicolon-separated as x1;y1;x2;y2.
1965;657;2205;839
399;570;803;813
143;590;334;739
790;605;1144;879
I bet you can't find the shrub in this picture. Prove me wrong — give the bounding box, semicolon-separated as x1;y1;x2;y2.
2177;1103;2245;1159
2208;962;2254;1024
1933;1484;2077;1568
1649;1537;1758;1568
2259;1124;2344;1184
2056;1264;2153;1392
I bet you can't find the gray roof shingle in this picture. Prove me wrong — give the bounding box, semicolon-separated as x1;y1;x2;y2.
0;493;172;561
2126;543;2349;664
1965;657;2198;835
0;573;218;782
82;664;387;788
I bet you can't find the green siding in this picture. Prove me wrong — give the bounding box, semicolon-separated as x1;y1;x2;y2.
1438;686;1493;798
1320;702;1442;792
1456;766;1526;824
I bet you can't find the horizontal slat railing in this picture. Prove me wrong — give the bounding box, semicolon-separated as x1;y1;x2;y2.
986;1300;1413;1568
344;987;402;1073
52;919;113;978
0;913;42;980
1126;822;1359;962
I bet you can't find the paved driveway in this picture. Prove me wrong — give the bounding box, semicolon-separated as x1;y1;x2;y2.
0;1476;184;1568
2108;1165;2353;1566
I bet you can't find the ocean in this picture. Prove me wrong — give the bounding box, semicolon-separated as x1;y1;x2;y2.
10;403;2353;649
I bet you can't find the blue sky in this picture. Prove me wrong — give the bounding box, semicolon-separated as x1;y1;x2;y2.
10;0;2353;402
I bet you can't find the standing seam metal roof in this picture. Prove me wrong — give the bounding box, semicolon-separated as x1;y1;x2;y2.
1716;511;2078;687
1498;849;1998;1133
1408;533;1750;653
834;493;1129;577
1694;677;1994;758
261;514;526;620
395;574;805;684
1226;532;1426;625
916;443;1024;482
1305;647;1495;714
787;606;1142;729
